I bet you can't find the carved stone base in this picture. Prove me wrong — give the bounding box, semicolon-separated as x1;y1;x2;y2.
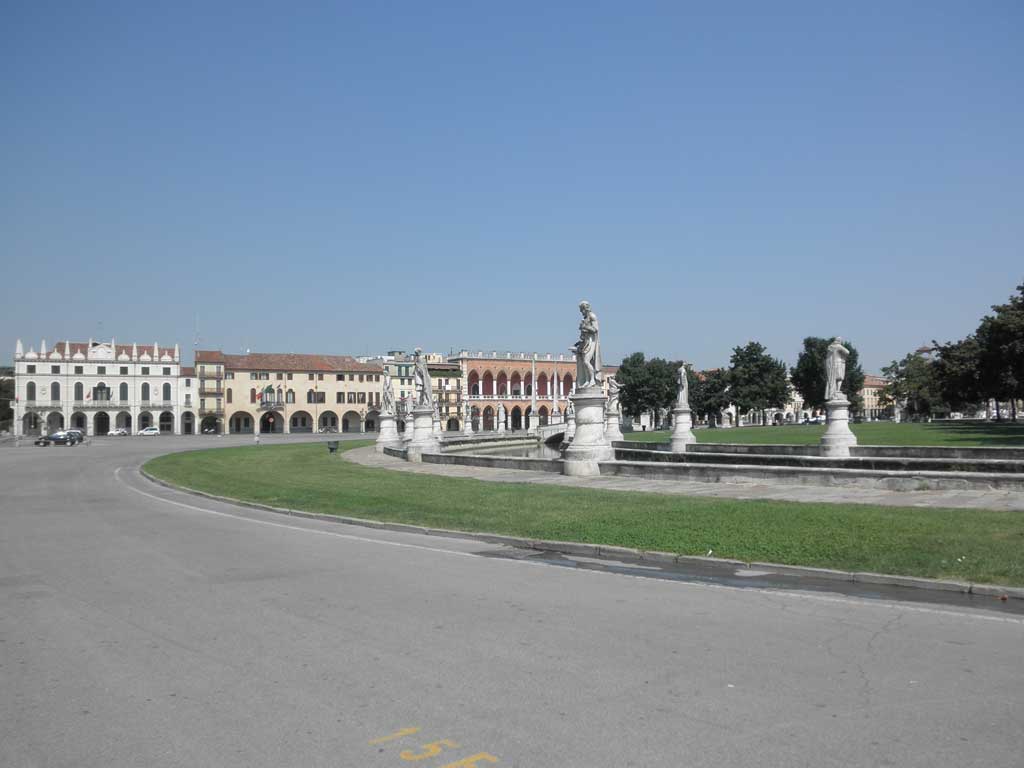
605;408;624;442
375;413;401;453
565;413;576;441
406;406;440;462
670;407;696;452
820;398;857;458
562;388;613;476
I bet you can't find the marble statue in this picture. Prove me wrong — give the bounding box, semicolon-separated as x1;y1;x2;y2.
413;347;433;407
824;338;849;402
381;369;396;415
566;398;575;418
676;364;690;409
607;376;621;414
572;300;603;389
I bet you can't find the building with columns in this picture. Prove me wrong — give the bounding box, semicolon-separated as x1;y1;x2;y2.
194;349;384;435
451;350;617;432
12;338;190;436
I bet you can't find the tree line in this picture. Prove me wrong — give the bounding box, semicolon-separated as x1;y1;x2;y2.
882;282;1024;420
616;338;865;427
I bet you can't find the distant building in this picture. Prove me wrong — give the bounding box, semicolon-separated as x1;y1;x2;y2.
859;374;888;420
451;350;616;431
194;350;383;434
12;338;190;436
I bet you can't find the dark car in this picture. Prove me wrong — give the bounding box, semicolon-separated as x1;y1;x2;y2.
35;431;78;446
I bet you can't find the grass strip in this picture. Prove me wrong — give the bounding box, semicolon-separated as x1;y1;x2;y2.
144;442;1024;586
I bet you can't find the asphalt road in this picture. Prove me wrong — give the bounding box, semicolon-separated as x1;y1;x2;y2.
2;435;1022;767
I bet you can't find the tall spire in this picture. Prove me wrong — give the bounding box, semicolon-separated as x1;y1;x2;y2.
131;343;138;361
64;341;70;358
173;343;180;362
15;339;23;358
40;339;47;356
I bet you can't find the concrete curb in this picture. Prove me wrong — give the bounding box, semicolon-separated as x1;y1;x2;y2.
138;467;1024;602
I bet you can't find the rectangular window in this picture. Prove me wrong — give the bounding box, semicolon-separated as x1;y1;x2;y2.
358;392;366;403
287;373;293;380
226;372;234;379
97;366;106;374
163;367;171;375
75;366;83;374
336;392;343;403
200;365;206;376
185;379;191;387
358;374;364;382
27;364;36;373
120;366;128;375
347;392;356;403
317;392;325;404
317;373;323;381
308;373;314;381
51;365;61;374
140;367;149;375
350;374;355;381
336;374;344;381
276;373;283;380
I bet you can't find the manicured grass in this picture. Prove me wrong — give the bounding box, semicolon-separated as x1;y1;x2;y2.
145;442;1024;586
624;421;1024;447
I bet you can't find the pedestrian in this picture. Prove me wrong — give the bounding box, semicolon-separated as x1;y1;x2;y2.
254;433;260;447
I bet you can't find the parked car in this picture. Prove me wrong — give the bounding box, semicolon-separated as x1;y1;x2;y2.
35;431;77;446
107;427;129;436
138;426;161;436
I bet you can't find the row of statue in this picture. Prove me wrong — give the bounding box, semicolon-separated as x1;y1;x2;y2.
378;301;850;427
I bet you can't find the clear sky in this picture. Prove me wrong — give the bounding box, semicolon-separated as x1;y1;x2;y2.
2;1;1021;373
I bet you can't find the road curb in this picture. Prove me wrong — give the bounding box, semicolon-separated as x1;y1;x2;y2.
138;467;1024;602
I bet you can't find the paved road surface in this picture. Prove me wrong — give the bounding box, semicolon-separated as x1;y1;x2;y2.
2;436;1022;767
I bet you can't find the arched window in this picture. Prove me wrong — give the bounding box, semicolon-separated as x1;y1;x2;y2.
286;389;295;404
119;382;128;401
141;383;150;401
162;383;171;402
75;382;84;401
250;388;256;404
50;382;60;401
226;388;232;404
26;382;36;401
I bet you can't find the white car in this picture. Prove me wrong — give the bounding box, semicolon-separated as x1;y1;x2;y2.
107;427;129;436
138;426;160;436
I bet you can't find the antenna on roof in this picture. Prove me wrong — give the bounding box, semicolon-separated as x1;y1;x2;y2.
193;313;201;349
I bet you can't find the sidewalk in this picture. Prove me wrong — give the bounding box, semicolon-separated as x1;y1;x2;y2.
345;446;1024;511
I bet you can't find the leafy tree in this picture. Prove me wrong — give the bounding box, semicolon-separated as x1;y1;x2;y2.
880;352;942;419
975;282;1024;419
932;335;985;413
727;342;789;425
790;337;865;411
689;368;730;425
617;353;681;427
0;371;12;431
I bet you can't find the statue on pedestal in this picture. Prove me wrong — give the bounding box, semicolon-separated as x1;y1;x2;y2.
572;300;603;389
381;369;396;415
824;338;850;402
414;347;433;408
676;363;690;410
606;376;621;415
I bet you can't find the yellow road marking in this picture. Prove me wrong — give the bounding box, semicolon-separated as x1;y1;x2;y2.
369;727;420;746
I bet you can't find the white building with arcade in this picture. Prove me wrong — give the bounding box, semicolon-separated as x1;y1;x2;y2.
12;339;194;436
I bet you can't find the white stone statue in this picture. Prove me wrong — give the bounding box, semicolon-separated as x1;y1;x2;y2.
566;398;575;418
497;402;505;423
824;337;850;402
606;376;621;415
676;363;690;410
572;300;603;389
381;369;396;415
413;347;433;408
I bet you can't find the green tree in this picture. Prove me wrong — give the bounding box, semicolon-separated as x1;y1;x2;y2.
689;368;731;425
0;369;12;431
727;342;789;425
617;353;680;428
880;352;942;419
975;282;1024;420
790;337;865;412
932;335;985;414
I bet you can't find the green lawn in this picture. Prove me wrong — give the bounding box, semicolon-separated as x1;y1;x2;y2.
624;421;1024;447
145;442;1024;586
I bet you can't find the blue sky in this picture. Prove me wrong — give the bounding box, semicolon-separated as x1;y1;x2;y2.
2;1;1021;373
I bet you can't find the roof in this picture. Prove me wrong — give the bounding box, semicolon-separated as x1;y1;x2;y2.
180;366;195;377
194;349;382;373
862;374;888;388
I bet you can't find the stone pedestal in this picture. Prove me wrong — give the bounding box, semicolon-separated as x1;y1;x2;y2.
565;411;576;441
406;406;440;462
462;412;473;436
820;398;857;457
605;407;624;442
375;413;401;453
670;407;696;452
497;414;506;434
432;415;442;435
562;388;613;476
